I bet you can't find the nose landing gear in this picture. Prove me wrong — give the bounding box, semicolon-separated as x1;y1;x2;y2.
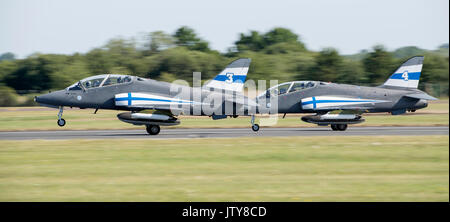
252;124;260;132
57;119;66;127
251;115;260;132
57;106;66;127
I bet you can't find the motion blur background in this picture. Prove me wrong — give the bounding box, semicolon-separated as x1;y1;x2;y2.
0;0;448;202
0;0;448;105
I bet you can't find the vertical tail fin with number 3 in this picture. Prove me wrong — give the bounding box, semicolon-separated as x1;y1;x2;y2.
382;56;424;89
204;58;251;92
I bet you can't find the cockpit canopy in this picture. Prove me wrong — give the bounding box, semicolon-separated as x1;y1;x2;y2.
260;81;323;97
67;74;133;91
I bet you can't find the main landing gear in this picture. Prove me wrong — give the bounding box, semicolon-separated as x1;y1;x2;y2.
331;124;347;131
57;106;66;127
251;115;260;132
146;124;161;135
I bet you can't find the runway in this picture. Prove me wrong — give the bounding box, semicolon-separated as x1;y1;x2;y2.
0;126;447;140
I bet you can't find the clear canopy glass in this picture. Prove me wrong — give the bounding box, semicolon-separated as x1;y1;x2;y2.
66;74;133;91
260;81;320;97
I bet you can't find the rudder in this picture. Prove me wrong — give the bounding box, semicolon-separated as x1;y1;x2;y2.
382;56;424;89
204;58;251;92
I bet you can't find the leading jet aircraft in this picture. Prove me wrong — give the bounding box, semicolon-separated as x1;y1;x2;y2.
35;58;255;135
255;56;437;131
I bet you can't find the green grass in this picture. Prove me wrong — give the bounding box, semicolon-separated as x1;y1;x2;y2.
0;99;448;131
0;136;448;201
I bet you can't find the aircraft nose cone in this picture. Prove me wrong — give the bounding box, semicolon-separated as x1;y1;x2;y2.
35;94;51;104
35;90;66;106
34;95;43;103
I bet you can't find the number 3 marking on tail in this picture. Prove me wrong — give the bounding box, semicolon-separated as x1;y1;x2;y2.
402;71;409;81
225;73;234;84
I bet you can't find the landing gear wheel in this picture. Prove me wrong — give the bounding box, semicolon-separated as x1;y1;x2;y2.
331;124;338;131
57;118;66;127
336;124;348;131
252;124;260;132
146;125;160;135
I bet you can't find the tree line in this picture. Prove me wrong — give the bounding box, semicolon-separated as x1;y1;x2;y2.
0;26;448;106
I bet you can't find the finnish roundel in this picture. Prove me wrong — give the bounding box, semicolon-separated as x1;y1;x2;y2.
402;71;409;81
77;95;82;101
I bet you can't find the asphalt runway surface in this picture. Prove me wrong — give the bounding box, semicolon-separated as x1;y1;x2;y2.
0;126;448;140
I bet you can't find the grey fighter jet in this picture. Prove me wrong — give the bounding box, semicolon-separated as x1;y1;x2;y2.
256;56;437;131
35;58;255;135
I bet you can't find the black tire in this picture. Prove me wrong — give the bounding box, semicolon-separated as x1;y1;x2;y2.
146;125;160;135
57;118;66;127
331;124;338;131
337;124;348;131
252;124;260;132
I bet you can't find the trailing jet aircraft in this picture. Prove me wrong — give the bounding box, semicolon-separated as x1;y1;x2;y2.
35;58;255;135
256;56;437;131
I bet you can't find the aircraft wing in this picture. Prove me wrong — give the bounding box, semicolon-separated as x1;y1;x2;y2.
124;104;184;112
310;106;373;111
301;96;389;112
115;92;196;115
115;92;258;116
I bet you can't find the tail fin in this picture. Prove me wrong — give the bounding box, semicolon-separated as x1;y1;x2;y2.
204;58;251;92
382;56;424;89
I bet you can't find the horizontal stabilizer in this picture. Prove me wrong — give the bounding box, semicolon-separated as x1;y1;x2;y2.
404;93;438;101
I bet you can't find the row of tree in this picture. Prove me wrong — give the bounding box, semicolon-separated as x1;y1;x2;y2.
0;26;448;105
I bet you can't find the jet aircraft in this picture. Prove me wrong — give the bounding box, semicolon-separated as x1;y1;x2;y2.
35;58;256;135
256;56;437;131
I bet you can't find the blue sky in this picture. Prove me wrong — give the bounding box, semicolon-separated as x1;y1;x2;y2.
1;0;448;58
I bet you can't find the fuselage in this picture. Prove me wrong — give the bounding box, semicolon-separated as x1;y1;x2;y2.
257;81;428;114
35;75;254;116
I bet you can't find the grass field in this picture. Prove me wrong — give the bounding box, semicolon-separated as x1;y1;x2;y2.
0;136;448;201
0;99;448;131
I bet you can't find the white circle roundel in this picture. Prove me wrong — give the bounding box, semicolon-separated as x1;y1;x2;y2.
77;95;82;101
